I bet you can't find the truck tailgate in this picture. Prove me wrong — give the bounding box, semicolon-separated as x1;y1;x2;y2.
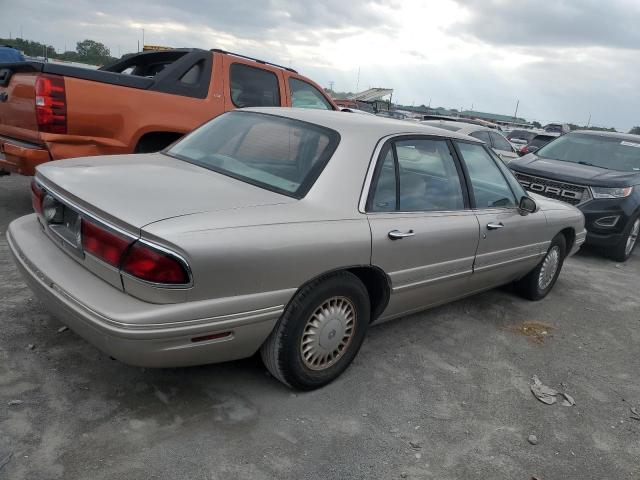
0;66;41;144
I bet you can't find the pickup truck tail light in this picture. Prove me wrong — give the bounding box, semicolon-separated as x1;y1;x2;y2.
35;74;67;134
31;180;44;214
122;242;190;285
81;218;190;285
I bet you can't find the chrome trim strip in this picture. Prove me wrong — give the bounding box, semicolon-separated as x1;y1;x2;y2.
473;252;544;272
392;269;472;292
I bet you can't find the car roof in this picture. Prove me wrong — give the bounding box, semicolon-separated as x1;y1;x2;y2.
421;119;492;135
243;107;484;143
572;130;640;142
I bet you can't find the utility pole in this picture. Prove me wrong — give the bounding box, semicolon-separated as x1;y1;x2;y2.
329;81;334;92
586;113;591;127
355;67;360;92
142;28;145;49
137;40;140;53
514;99;520;120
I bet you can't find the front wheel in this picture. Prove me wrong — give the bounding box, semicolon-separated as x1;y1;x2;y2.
515;234;567;301
260;272;370;390
607;216;640;262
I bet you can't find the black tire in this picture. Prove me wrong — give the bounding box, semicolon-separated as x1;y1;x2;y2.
515;234;567;301
260;271;370;390
607;215;640;262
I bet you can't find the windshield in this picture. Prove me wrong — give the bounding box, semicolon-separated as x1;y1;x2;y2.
508;130;536;142
166;111;340;197
536;133;640;172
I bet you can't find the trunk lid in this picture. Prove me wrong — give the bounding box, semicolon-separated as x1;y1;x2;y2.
0;63;41;143
36;153;295;229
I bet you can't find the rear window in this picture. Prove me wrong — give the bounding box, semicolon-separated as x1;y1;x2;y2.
536;133;640;172
530;135;556;148
230;64;280;108
508;130;536;142
166;111;340;197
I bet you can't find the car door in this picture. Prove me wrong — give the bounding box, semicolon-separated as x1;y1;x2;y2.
489;131;519;163
454;141;548;292
366;136;480;320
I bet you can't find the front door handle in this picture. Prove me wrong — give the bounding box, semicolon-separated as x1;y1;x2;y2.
486;222;504;230
388;229;415;240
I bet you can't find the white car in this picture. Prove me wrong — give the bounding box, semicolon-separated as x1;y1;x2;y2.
421;120;519;163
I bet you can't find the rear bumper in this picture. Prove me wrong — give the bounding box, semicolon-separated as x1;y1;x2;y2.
7;214;281;367
0;136;51;175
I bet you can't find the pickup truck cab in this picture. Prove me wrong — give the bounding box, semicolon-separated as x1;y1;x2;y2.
0;48;336;175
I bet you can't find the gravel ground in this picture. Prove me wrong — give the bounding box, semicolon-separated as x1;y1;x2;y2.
1;174;639;480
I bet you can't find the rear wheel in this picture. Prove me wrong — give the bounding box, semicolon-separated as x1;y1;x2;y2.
607;216;640;262
260;272;370;390
515;234;566;301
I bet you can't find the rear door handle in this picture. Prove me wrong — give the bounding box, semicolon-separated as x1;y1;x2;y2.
388;229;415;240
486;222;504;230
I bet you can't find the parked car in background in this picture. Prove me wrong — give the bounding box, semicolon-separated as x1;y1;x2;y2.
518;133;560;156
507;129;538;150
0;48;336;176
0;45;25;63
9;108;585;389
422;119;518;163
544;123;571;135
509;130;640;261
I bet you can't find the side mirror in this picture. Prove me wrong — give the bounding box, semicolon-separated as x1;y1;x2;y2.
519;195;537;215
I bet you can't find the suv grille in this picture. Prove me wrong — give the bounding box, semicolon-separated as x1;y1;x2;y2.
514;173;591;206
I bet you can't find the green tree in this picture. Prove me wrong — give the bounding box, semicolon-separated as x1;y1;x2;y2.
75;39;112;63
532;121;542;128
628;126;640;135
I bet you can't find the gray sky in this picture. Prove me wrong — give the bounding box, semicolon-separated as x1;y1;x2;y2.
2;0;638;130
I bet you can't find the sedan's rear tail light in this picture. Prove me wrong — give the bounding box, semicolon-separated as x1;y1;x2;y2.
122;242;190;285
81;218;131;267
35;74;67;134
519;145;529;155
31;180;44;214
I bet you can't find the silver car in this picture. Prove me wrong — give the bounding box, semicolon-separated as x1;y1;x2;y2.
8;108;586;390
422;119;519;164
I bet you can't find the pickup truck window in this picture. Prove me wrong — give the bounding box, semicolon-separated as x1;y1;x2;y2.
167;111;339;198
289;78;333;110
230;64;280;108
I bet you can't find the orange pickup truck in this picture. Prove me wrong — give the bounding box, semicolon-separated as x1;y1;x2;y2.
0;48;337;175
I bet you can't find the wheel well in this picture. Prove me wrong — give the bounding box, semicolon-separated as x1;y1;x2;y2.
559;227;576;254
135;131;184;153
345;266;391;322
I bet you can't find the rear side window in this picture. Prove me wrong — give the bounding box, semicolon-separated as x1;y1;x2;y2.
167;112;339;198
289;78;333;110
230;64;280;108
530;135;555;148
490;132;513;151
369;138;465;212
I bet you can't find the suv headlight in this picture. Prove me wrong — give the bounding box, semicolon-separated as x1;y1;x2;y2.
590;186;633;198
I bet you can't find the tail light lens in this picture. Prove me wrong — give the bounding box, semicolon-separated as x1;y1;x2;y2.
122;242;190;285
81;219;130;267
35;74;67;134
81;218;190;285
31;180;44;213
519;146;529;155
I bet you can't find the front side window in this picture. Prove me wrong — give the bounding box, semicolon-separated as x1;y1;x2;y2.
369;138;465;212
289;78;333;110
167;111;339;198
470;130;491;143
490;132;513;152
230;64;280;108
456;142;517;208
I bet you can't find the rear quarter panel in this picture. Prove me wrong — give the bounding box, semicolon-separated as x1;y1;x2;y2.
55;61;224;158
143;207;371;304
0;72;41;143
